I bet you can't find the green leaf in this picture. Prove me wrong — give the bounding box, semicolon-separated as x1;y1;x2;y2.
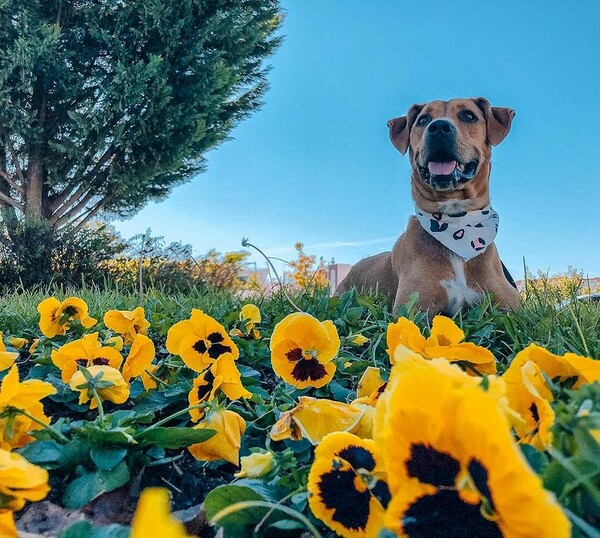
58;521;93;538
204;484;272;538
62;461;131;509
90;447;128;471
77;424;137;446
58;521;129;538
137;427;215;448
18;440;63;465
267;519;305;531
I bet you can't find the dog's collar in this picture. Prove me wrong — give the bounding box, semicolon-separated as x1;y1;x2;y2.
415;205;499;260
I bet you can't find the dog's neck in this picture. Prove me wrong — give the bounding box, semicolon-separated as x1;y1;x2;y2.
414;205;499;261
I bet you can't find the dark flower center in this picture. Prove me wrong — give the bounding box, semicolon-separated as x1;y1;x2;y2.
192;331;232;360
291;357;327;382
92;357;109;366
402;489;502;538
76;358;88;366
197;370;216;401
405;444;460;487
529;402;540;424
337;445;376;472
317;468;371;531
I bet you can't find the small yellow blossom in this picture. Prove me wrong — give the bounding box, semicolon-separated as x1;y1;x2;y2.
38;297;97;338
7;338;27;350
166;310;239;372
0;334;18;373
270;313;340;389
122;335;156;383
386;316;496;375
239;304;261;339
350;334;370;346
51;332;123;383
0;366;56;450
234;451;275;479
105;336;124;352
0;448;50;512
104;307;150;345
130;488;194;538
188;409;246;465
68;366;130;410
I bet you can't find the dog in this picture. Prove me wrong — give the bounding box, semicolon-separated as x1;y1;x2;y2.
335;97;520;316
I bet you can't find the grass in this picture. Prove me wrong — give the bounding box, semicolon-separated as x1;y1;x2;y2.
2;283;599;537
2;283;598;363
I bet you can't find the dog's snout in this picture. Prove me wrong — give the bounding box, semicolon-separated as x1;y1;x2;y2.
427;119;455;137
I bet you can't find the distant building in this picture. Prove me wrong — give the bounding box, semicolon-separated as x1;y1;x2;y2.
327;259;353;293
240;263;273;293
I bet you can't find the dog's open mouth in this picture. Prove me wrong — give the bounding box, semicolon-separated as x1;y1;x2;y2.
418;150;478;190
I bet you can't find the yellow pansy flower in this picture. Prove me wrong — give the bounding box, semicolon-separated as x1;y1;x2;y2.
350;334;370;346
234;451;275;479
0;366;56;450
121;334;156;383
51;332;123;383
140;364;159;391
188;408;246;466
28;339;40;355
270;312;340;389
37;297;97;338
166;310;239;372
68;366;130;410
356;367;385;400
7;337;27;350
386;316;496;375
237;303;261;339
376;358;569;538
105;336;124;351
0;510;17;538
103;307;150;345
0;333;18;373
188;355;251;422
130;488;194;538
269;396;373;444
308;432;390;538
0;448;50;512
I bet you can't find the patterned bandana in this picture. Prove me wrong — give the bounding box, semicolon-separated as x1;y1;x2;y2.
415;205;499;260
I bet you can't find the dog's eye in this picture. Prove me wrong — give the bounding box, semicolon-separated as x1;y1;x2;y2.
459;110;478;123
416;114;431;127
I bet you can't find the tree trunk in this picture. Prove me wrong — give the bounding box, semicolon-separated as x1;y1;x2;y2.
24;76;47;222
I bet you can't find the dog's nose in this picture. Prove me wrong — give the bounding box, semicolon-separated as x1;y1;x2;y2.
427;119;456;137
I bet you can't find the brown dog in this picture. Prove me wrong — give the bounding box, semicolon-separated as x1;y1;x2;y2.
335;97;520;315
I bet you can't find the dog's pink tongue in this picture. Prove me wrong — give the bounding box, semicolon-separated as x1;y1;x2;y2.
428;161;457;176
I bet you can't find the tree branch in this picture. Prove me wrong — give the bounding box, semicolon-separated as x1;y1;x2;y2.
0;169;25;194
71;200;104;233
49;148;114;213
52;190;96;228
1;130;26;184
0;191;24;212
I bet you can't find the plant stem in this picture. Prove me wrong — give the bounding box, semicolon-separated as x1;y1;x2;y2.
242;239;302;313
90;386;105;420
144;403;206;432
15;408;70;444
254;488;304;534
211;500;323;538
144;368;169;388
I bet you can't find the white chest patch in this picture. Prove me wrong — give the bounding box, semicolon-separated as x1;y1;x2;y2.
441;254;482;313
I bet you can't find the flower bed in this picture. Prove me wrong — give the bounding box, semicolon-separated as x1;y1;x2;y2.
0;290;598;537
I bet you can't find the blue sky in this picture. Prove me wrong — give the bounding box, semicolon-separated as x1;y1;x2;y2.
115;0;600;279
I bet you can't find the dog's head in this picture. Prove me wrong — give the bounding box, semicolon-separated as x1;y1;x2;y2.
387;98;514;205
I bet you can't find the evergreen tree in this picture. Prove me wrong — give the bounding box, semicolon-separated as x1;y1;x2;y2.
0;0;282;236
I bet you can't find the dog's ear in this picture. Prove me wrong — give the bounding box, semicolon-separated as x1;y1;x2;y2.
473;97;515;146
387;104;424;154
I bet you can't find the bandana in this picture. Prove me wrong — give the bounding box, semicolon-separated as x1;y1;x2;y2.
415;205;499;260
